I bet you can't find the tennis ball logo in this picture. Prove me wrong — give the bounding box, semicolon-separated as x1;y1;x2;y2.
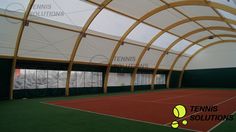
173;105;186;118
171;105;188;129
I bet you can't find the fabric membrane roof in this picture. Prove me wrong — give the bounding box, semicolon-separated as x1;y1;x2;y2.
0;0;236;71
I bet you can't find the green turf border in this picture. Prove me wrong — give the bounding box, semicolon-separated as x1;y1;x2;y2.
212;112;236;132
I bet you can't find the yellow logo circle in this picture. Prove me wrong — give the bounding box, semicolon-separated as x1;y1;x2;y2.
173;105;186;118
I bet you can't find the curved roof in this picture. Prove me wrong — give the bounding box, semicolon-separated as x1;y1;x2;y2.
0;0;236;71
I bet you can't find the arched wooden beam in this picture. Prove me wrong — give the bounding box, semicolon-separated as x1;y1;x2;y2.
103;0;236;93
167;34;236;88
178;40;236;88
150;27;235;90
0;14;22;21
130;17;236;91
65;0;112;96
9;0;35;100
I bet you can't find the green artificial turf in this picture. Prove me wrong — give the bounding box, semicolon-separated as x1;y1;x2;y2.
0;89;235;132
0;96;183;132
212;113;236;132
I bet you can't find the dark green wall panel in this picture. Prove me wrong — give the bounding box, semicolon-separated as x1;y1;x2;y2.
70;87;103;96
110;67;134;73
182;68;236;88
169;71;181;88
134;85;151;91
72;64;106;72
17;60;106;72
107;86;130;93
17;60;68;70
0;59;12;100
154;84;166;89
13;88;65;99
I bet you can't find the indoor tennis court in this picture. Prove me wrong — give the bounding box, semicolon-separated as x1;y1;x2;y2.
47;89;236;131
0;0;236;132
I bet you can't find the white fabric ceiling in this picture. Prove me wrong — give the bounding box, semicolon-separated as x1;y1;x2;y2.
0;0;235;70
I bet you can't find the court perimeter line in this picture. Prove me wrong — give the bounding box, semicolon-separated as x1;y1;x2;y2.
165;96;236;130
40;102;198;132
207;110;236;132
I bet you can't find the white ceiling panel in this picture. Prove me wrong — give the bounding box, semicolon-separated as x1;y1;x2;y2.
209;0;236;9
90;0;104;5
174;56;189;70
0;0;30;18
184;45;202;56
145;9;185;29
152;32;179;49
30;0;97;28
231;24;236;29
127;23;161;43
197;20;229;28
217;9;236;21
170;22;202;36
211;30;236;36
140;49;162;68
75;35;116;64
89;9;135;37
0;17;21;56
176;6;218;17
113;44;143;66
159;53;177;69
19;23;79;60
186;31;213;42
107;0;164;18
221;37;236;41
198;37;221;46
171;39;192;52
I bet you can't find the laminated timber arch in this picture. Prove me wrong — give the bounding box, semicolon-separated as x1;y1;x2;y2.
167;35;236;88
65;0;112;96
103;0;236;93
9;0;35;100
150;27;235;90
130;17;236;91
178;40;236;88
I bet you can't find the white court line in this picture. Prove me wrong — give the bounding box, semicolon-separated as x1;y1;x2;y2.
40;102;198;132
165;96;236;131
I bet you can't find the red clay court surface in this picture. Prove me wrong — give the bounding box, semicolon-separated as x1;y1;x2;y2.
47;89;236;131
